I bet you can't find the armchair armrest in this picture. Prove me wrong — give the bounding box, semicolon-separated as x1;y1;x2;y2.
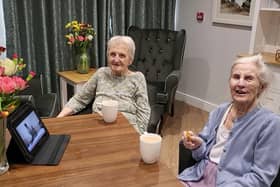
156;70;180;115
178;140;197;174
165;70;180;93
35;93;58;118
15;95;35;107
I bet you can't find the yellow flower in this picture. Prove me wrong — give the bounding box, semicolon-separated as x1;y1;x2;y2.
72;25;80;31
71;20;78;25
65;34;72;39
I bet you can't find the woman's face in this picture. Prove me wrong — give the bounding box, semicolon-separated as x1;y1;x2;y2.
229;63;262;106
107;43;132;76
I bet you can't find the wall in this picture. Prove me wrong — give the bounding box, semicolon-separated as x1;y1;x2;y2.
175;0;252;112
0;0;6;57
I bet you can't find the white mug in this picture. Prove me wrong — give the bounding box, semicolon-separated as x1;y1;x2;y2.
101;100;118;123
139;133;162;164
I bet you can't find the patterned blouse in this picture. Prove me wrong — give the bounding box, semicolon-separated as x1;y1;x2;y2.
65;67;151;134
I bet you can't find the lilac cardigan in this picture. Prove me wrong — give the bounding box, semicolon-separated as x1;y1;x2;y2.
178;102;280;187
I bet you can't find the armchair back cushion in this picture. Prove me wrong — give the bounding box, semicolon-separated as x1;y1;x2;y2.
127;26;186;119
128;26;185;83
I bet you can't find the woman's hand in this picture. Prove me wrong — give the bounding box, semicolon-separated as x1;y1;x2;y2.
182;131;203;150
57;107;74;118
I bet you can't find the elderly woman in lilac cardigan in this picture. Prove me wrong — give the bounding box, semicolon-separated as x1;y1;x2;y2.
179;54;280;187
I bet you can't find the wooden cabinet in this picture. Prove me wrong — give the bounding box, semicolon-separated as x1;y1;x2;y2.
249;0;280;65
240;1;280;114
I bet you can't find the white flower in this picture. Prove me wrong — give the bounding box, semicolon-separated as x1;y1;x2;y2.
87;35;93;41
0;58;17;76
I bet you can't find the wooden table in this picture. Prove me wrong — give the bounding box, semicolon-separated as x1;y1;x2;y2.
0;113;182;187
57;68;96;108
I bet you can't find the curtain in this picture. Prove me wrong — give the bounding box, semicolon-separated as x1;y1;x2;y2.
3;0;176;105
110;0;176;35
3;0;109;94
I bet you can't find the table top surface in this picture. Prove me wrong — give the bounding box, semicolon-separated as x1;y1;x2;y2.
1;113;182;187
57;68;96;84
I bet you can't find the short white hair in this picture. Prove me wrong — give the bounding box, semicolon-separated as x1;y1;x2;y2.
231;54;271;91
107;36;135;61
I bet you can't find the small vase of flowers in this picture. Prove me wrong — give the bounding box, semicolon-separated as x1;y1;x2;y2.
65;20;96;74
0;46;35;175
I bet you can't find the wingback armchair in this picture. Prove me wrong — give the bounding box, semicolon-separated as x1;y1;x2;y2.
127;26;186;133
178;141;280;187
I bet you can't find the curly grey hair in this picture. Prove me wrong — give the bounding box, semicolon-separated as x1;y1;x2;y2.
231;54;271;96
107;36;135;62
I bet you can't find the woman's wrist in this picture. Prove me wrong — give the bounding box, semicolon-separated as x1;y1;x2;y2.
57;107;73;118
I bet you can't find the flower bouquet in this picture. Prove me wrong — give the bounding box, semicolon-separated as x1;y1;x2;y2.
65;20;96;74
65;20;95;50
0;48;35;117
0;46;35;174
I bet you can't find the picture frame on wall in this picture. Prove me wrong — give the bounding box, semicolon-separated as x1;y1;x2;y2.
212;0;255;26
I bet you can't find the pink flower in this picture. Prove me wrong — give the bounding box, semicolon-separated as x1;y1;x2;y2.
69;36;75;44
26;71;36;81
0;76;27;94
12;53;18;59
12;76;27;90
0;76;16;94
77;35;85;41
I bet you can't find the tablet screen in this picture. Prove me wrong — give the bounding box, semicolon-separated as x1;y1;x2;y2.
15;111;46;152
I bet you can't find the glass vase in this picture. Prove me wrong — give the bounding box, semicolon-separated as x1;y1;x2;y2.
75;48;90;74
0;117;9;175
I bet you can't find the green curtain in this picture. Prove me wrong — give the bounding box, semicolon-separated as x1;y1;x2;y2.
3;0;109;94
3;0;176;105
110;0;176;35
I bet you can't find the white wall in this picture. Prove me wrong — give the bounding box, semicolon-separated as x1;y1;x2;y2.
175;0;252;112
0;0;6;57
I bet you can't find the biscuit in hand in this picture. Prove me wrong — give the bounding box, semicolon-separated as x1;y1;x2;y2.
183;130;192;141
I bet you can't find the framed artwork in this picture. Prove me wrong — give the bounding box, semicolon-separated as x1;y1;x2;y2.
212;0;255;26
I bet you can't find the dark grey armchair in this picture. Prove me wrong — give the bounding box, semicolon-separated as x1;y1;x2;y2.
127;26;186;133
17;74;58;118
178;141;280;187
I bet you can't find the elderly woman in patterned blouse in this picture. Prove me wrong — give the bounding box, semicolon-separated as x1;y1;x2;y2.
57;36;151;134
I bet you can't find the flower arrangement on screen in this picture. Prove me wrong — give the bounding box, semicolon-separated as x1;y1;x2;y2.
65;20;96;51
0;46;35;117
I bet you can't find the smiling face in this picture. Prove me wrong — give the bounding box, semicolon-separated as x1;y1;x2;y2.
107;43;132;76
229;62;262;107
